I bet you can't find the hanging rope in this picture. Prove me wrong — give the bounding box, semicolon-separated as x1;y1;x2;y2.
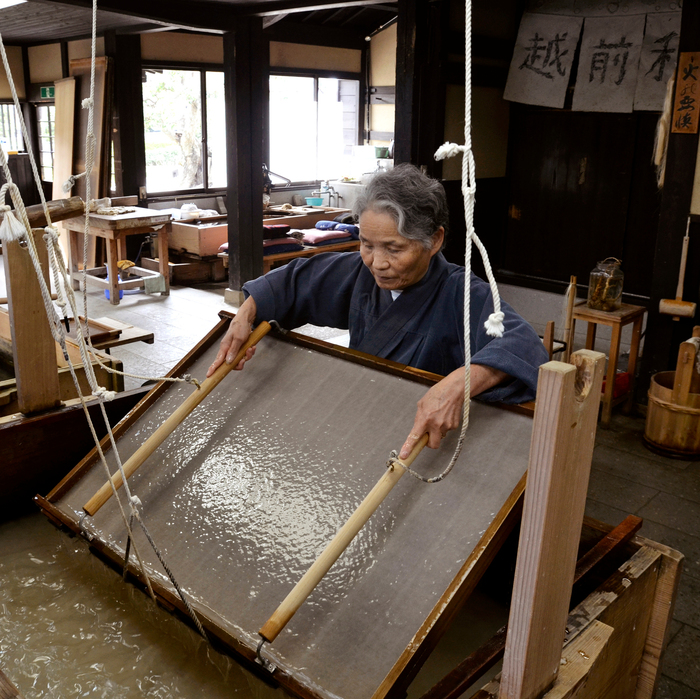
392;0;505;484
0;16;207;639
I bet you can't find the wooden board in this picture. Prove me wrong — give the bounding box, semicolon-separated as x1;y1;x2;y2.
1;230;61;414
500;351;605;699
52;77;76;259
38;320;535;699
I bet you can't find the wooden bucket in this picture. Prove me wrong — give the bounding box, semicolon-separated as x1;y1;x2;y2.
644;371;700;458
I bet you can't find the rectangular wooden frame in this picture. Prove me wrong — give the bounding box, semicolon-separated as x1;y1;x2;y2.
36;311;534;699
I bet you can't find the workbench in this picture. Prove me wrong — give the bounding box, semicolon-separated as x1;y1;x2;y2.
63;207;172;305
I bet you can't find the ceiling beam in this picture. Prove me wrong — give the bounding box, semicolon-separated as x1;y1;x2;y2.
264;19;365;48
32;0;393;30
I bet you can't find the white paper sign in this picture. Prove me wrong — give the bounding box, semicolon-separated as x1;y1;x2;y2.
504;12;583;109
634;12;682;111
572;15;646;112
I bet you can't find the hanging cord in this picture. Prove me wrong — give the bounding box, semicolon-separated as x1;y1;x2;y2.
0;24;206;637
390;0;504;484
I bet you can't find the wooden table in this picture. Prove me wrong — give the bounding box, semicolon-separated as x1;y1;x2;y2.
63;207;172;305
572;301;646;428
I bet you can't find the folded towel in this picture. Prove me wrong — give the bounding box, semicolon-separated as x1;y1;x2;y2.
302;229;352;245
334;213;356;224
315;220;338;230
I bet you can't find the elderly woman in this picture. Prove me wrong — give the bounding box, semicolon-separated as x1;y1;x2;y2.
208;164;548;459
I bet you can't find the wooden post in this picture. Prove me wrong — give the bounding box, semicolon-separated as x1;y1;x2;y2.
499;349;605;699
1;229;62;414
224;19;267;298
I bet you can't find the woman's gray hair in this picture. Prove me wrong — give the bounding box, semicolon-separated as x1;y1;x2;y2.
352;163;449;249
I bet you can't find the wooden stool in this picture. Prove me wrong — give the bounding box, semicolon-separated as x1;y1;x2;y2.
572;301;646;428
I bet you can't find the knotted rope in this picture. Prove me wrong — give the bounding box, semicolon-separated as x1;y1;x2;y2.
395;0;504;483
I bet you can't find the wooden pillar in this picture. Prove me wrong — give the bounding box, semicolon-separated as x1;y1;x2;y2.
640;2;700;393
395;0;447;177
104;33;146;202
224;19;268;299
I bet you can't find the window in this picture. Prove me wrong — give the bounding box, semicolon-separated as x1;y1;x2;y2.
269;74;360;184
0;103;24;154
36;104;55;181
142;67;225;194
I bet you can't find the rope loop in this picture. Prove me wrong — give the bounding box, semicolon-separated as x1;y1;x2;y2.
82;97;94;109
181;373;201;389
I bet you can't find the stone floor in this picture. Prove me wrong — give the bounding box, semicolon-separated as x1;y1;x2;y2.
2;273;699;696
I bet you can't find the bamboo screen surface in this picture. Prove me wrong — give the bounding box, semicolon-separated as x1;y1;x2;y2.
51;334;533;699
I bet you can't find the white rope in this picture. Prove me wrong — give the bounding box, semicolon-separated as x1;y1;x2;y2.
406;0;505;483
0;21;205;635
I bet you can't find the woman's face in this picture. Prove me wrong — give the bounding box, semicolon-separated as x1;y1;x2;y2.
358;209;444;291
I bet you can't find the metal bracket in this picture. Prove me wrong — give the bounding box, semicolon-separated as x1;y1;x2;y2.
255;636;277;674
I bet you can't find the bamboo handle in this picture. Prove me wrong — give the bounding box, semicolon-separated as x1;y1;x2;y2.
83;321;272;516
676;226;691;300
259;433;429;643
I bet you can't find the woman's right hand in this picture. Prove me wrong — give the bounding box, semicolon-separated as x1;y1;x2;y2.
206;296;258;377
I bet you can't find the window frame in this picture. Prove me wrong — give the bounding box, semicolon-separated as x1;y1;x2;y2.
141;60;226;200
0;101;25;154
35;102;55;183
268;67;362;189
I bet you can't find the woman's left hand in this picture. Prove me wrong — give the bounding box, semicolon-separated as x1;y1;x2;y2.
399;364;509;459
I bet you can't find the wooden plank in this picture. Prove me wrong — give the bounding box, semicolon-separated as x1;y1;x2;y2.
634;540;685;699
500;350;605;699
51;76;76;259
1;229;61;414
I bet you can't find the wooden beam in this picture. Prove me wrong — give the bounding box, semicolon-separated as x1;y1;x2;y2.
224;19;267;293
500;350;605;699
264;20;366;48
1;229;62;415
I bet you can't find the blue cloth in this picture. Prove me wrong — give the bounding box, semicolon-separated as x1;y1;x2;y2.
244;252;548;403
335;223;359;239
314;220;338;230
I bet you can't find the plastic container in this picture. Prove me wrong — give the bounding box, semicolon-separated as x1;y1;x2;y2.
587;257;624;312
305;197;323;206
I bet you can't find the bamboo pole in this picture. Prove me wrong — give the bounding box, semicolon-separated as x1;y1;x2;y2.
259;433;430;643
83;321;272;516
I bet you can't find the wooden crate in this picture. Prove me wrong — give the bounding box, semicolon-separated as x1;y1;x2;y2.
168;221;228;257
